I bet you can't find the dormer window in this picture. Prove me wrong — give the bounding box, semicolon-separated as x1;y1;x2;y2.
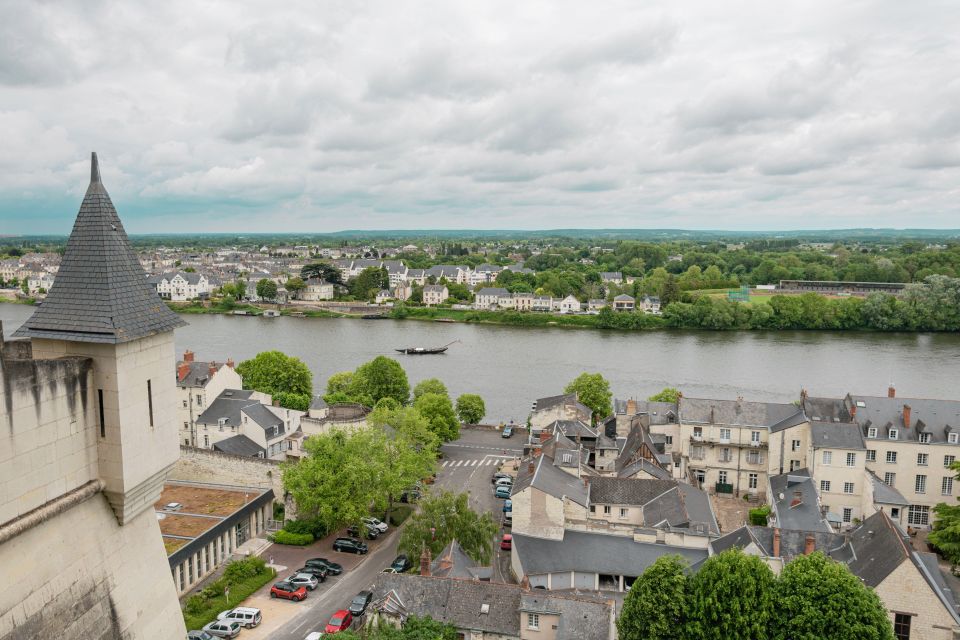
889;429;898;440
867;427;877;439
950;433;959;444
920;433;931;444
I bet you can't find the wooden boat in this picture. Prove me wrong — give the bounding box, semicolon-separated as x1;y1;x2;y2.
395;340;459;355
434;318;456;323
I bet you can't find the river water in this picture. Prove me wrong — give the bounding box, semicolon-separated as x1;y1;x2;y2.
3;303;958;422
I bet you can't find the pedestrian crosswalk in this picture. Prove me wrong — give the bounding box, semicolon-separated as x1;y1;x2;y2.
440;457;506;468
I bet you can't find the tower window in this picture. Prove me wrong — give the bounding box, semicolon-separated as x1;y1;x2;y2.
98;389;105;438
147;379;154;427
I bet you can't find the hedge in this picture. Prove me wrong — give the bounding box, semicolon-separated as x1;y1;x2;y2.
389;505;414;527
182;557;275;630
269;530;314;545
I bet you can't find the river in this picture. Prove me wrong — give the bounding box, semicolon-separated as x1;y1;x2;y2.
3;303;959;422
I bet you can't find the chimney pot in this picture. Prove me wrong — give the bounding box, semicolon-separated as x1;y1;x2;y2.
888;385;896;398
528;461;535;473
773;527;781;558
209;363;217;376
903;404;912;429
177;362;191;382
804;534;815;555
183;350;194;362
226;358;235;368
626;398;637;415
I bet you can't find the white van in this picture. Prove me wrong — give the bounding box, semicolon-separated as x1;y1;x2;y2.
217;606;262;628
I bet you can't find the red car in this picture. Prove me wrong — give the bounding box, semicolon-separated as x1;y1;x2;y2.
500;534;513;550
325;609;354;634
270;581;308;602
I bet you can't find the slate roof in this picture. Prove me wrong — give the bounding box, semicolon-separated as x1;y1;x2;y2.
810;421;865;450
213;434;265;457
369;573;520;636
14;154;186;343
534;393;578;412
550;419;597;440
196;390;284;436
512;529;707;577
802;395;853;423
519;593;613;640
868;471;910;506
176;360;225;388
476;287;509;296
711;525;852;563
513;454;589;506
587;477;675;506
680;397;803;429
618;457;674;481
422;285;447;293
430;540;490;581
847;510;911;587
769;470;832;533
849;395;960;444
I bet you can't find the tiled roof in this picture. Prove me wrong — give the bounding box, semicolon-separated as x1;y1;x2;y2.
212;434;265;457
681;397;803;429
519;593;613;640
14;154;186;344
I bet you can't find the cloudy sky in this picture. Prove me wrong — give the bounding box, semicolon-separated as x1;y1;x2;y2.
2;1;959;234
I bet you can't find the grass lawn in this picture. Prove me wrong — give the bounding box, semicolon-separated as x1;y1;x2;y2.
182;567;276;631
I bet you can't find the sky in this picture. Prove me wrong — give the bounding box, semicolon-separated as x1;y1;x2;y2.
1;1;960;234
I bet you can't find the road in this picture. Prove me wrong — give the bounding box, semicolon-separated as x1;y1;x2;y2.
265;428;525;640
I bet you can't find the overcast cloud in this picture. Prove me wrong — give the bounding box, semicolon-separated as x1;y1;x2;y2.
1;0;959;233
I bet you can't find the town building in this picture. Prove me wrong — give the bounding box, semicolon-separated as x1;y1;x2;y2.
612;294;635;311
600;272;623;285
194;389;302;459
176;350;242;446
475;287;510;310
300;278;334;301
638;295;661;314
151;271;212;301
778;280;907;297
422;284;449;306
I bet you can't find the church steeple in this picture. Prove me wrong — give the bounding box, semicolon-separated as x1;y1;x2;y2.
14;153;185;343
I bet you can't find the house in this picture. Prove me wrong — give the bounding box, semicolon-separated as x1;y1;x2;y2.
406;269;427;286
557;295;581;314
638;295;661;314
513;292;534;311
475;287;510;310
194;389;302;459
587;299;607;312
600;272;623;285
176;350;242;447
530;393;593;435
768;470;834;533
426;265;469;284
301;278;334;301
422;284;449;306
393;283;413;301
151;271;212;301
469;264;503;286
519;592;616;640
26;272;55;294
612;294;635;312
382;261;408;286
532;296;553;312
376;289;392;304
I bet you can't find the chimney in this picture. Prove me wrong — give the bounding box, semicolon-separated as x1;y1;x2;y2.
209;363;218;377
528;461;535;473
849;404;857;418
420;546;431;576
773;528;781;558
903;404;912;429
888;384;896;398
804;534;815;556
183;349;195;362
626;398;637;415
177;362;191;382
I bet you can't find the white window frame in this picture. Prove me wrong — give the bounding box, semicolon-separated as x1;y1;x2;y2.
950;433;959;444
846;452;856;467
820;480;831;492
945;455;956;468
866;449;876;462
527;613;540;630
915;475;927;494
867;426;877;438
748;473;758;490
792;439;801;452
751;431;761;444
884;472;896;486
917;453;928;466
943;477;954;496
920;433;931;444
889;429;898;440
718;470;728;485
843;482;855;494
822;451;833;465
719;428;731;443
907;505;929;526
842;507;853;523
886;451;897;464
620;507;628;519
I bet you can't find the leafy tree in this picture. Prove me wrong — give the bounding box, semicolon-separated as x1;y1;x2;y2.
930;461;960;564
368;405;440;453
685;549;775;640
236;351;312;410
256;278;278;301
337;616;457;640
351;267;389;300
619;555;688;640
564;372;612;422
414;392;460;441
325;371;355;397
648;387;681;403
350;356;410;406
300;262;342;285
455;394;486;424
234;279;247;300
285;277;306;297
661;274;681;306
772;552;893;640
399;491;499;567
413;378;448;400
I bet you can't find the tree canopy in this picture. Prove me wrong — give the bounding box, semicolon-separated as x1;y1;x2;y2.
300;262;342;284
337;616;458;640
256;278;278;301
618;555;688;640
929;460;960;564
414;392;460;442
398;491;499;567
685;549;775;640
351;356;411;407
413;378;448;400
564;372;613;422
235;351;312;409
648;387;681;403
455;394;486;424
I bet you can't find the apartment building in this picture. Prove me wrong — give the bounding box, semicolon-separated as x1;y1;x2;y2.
176;350;242;446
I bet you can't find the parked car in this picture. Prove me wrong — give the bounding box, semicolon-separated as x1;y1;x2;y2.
362;516;388;533
270;581;308;602
296;565;328;581
187;632;216;640
399;487;422;503
503;499;512;513
500;534;513;550
492;472;512;484
216;607;262;628
288;573;320;591
333;537;369;554
501;425;513;438
390;554;411;573
503;512;512;528
305;633;324;640
347;524;380;540
381;568;399;574
325;610;354;634
495;485;511;499
305;558;344;575
348;590;374;616
202;620;241;639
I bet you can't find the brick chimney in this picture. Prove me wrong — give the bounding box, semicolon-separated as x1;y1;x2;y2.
528;460;535;473
849;404;857;418
177;362;191;382
626;398;637;415
209;363;218;377
420;546;431;576
226;358;235;368
773;528;781;558
804;534;815;555
183;349;195;362
903;404;912;429
888;385;896;398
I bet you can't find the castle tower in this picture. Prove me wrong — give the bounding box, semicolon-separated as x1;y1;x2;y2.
14;152;186;523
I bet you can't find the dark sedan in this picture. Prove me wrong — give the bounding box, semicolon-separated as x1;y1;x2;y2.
295;565;328;581
305;558;344;575
390;554;411;573
348;590;373;616
333;537;368;554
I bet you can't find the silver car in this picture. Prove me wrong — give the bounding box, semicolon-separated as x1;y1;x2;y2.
288;572;320;591
362;516;388;533
202;620;241;638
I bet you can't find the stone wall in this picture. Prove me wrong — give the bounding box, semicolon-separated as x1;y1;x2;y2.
171;446;286;505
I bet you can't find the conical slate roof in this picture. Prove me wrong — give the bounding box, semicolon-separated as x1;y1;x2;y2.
14;153;186;344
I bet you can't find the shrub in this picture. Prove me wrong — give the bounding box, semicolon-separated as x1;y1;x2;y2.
390;505;414;527
223;556;267;583
749;504;771;526
270;530;314;545
184;595;206;616
285;517;329;539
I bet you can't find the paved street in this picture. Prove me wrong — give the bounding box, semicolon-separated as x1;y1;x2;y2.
258;428;525;640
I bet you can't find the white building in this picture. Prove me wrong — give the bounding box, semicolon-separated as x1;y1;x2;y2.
301;278;334;301
558;295;582;313
422;284;449;306
175;350;243;446
152;271;211;301
474;287;510;310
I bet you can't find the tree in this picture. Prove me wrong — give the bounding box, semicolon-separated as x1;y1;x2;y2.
350;267;388;300
455;394;486;424
564;372;612;422
349;356;410;406
325;371;355;397
413;378;448;401
648;387;681;403
619;555;688;640
685;549;775;640
236;351;312;409
256;278;278;301
772;552;893;640
234;279;247;300
930;461;960;564
661;274;681;306
285;277;306;298
399;491;499;567
337;616;458;640
414;392;460;441
368;405;440;454
300;262;342;285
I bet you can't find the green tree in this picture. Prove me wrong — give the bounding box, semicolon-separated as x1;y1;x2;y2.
236;351;312;410
648;387;681;403
350;267;389;300
285;277;306;297
772;552;893;640
413;378;448;400
661;274;681;306
398;491;499;567
300;262;342;285
564;372;613;422
455;394;486;424
234;279;247;300
349;356;410;406
618;555;688;640
325;371;355;397
337;616;457;640
415;392;460;441
930;461;960;564
256;278;278;301
686;549;775;640
368;405;440;454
